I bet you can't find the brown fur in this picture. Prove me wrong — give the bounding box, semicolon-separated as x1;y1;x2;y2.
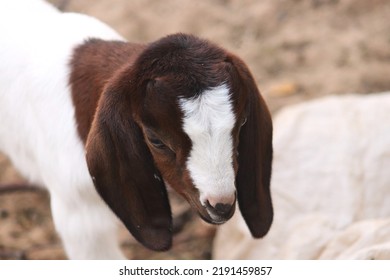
70;39;145;142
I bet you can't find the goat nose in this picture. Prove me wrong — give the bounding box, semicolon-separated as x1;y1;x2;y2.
206;194;236;215
211;203;233;215
207;194;235;208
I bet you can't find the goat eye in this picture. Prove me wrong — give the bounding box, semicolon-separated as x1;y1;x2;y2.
149;137;166;149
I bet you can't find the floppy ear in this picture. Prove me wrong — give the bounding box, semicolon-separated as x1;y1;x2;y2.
85;79;172;251
227;54;273;238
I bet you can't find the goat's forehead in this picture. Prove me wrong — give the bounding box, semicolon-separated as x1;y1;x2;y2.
178;84;236;133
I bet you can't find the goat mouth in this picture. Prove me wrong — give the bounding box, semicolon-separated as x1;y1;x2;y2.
200;215;228;225
181;191;236;225
198;201;236;225
198;209;234;225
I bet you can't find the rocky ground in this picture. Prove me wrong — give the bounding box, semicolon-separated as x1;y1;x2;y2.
1;0;389;259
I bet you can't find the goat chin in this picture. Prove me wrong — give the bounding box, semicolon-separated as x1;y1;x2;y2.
0;0;273;259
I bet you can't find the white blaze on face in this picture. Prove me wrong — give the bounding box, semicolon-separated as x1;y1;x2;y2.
179;84;236;206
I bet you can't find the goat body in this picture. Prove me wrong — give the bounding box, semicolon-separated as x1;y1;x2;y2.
0;0;273;259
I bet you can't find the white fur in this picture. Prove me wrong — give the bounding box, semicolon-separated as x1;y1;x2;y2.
0;0;125;259
179;84;236;210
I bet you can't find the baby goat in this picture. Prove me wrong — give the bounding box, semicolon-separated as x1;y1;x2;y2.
0;0;273;259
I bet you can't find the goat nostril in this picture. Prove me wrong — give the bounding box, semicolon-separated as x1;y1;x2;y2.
206;200;234;215
207;194;236;210
213;203;232;214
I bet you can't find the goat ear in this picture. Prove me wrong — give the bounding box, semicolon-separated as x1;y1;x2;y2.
85;82;172;251
227;54;273;238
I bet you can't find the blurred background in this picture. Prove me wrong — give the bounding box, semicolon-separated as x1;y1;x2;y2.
0;0;390;259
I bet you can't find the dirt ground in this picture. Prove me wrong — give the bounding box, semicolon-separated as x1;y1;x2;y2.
1;0;390;259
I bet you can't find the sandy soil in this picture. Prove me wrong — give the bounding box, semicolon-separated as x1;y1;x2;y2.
1;0;390;259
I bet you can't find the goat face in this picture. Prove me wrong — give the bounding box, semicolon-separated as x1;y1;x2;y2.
140;82;239;225
85;34;273;251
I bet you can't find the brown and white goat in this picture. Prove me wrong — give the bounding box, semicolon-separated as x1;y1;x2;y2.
0;0;273;259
